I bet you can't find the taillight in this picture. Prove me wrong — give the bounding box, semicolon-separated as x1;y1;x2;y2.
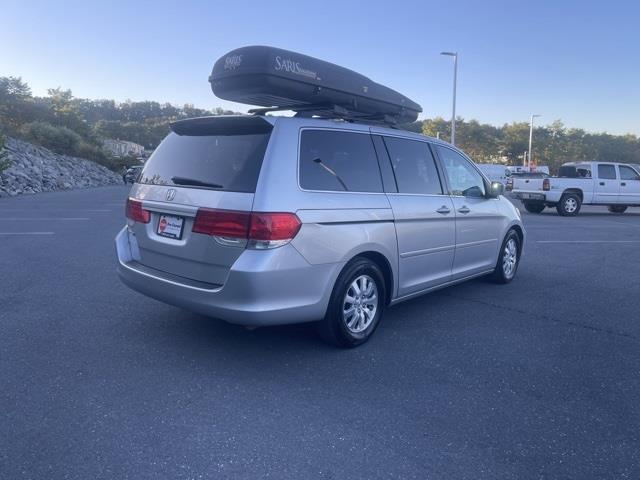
506;178;513;191
249;213;302;247
192;209;301;249
193;208;250;238
543;178;550;191
125;198;150;223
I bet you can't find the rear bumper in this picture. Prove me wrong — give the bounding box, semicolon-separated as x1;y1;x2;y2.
115;227;343;326
512;191;546;201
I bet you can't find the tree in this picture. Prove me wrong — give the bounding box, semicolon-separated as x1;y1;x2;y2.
1;76;638;173
46;87;91;137
456;119;501;163
422;117;451;141
0;76;37;133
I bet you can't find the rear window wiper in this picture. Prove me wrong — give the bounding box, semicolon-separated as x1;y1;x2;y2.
171;176;224;189
313;158;349;191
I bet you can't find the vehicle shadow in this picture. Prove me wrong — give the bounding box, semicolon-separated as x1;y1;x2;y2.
523;210;640;218
142;279;476;359
149;307;333;355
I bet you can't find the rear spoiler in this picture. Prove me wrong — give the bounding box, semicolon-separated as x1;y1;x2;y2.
170;115;273;136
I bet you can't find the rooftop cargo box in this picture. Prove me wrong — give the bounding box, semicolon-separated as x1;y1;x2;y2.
209;46;422;124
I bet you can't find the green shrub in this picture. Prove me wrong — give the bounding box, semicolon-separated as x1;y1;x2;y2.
0;134;11;172
18;121;126;172
20;121;81;156
75;141;107;163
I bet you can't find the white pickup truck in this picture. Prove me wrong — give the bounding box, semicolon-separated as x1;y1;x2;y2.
510;161;640;216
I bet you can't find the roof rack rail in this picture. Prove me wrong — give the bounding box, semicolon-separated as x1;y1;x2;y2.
248;103;401;126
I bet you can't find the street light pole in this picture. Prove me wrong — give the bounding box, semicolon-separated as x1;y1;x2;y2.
441;52;458;145
528;114;541;169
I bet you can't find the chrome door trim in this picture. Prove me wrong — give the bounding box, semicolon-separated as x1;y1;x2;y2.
400;244;456;258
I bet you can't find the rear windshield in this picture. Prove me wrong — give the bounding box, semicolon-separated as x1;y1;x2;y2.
139;131;271;193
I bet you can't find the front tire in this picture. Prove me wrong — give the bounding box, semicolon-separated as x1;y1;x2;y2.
523;202;545;214
490;230;521;284
556;193;581;216
608;205;627;214
318;258;386;348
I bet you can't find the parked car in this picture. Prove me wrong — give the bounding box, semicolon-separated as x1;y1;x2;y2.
123;165;143;184
115;46;525;347
511;161;640;215
116;116;525;346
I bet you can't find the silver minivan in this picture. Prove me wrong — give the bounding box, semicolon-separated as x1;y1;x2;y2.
116;115;524;347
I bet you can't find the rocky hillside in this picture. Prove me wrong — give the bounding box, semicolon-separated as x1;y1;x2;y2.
0;137;121;197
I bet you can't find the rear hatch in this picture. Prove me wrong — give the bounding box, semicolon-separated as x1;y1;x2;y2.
126;115;274;287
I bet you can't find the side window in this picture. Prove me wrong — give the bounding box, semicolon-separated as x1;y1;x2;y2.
597;164;617;180
383;137;442;195
299;130;383;192
619;166;640;181
436;146;486;197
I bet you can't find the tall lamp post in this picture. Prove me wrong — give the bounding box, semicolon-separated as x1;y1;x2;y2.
528;114;541;169
440;51;458;145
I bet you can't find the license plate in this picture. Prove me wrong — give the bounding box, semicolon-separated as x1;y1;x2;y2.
518;193;545;200
157;214;184;239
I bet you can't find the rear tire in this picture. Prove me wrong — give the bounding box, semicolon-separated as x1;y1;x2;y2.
318;258;386;348
608;205;627;214
490;229;521;284
523;202;545;214
556;193;581;216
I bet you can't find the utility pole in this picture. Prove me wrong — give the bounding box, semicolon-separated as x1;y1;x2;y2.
441;52;458;145
528;114;541;169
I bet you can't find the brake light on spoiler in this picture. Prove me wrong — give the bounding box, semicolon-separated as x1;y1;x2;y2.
193;208;301;249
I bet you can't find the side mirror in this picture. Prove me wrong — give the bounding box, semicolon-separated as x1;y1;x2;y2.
487;181;504;198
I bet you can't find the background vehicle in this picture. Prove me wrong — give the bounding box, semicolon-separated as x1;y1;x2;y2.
507;165;550;176
511;161;640;215
505;171;549;192
123;165;143;184
476;164;511;186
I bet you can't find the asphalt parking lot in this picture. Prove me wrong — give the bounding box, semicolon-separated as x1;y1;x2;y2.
1;186;639;479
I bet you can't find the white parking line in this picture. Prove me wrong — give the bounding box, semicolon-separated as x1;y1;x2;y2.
0;232;55;235
537;240;640;244
0;217;90;221
0;209;111;212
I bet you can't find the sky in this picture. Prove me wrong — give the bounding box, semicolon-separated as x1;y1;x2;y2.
1;0;639;135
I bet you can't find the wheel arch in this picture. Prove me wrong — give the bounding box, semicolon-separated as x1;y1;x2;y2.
562;188;584;202
498;221;525;261
509;225;525;258
344;251;394;306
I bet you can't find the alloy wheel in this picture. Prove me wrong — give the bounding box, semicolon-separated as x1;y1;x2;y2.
502;238;518;279
342;275;378;333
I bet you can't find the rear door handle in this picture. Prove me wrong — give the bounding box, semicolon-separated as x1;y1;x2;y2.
599;182;605;186
457;206;471;214
621;182;626;187
436;206;451;215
